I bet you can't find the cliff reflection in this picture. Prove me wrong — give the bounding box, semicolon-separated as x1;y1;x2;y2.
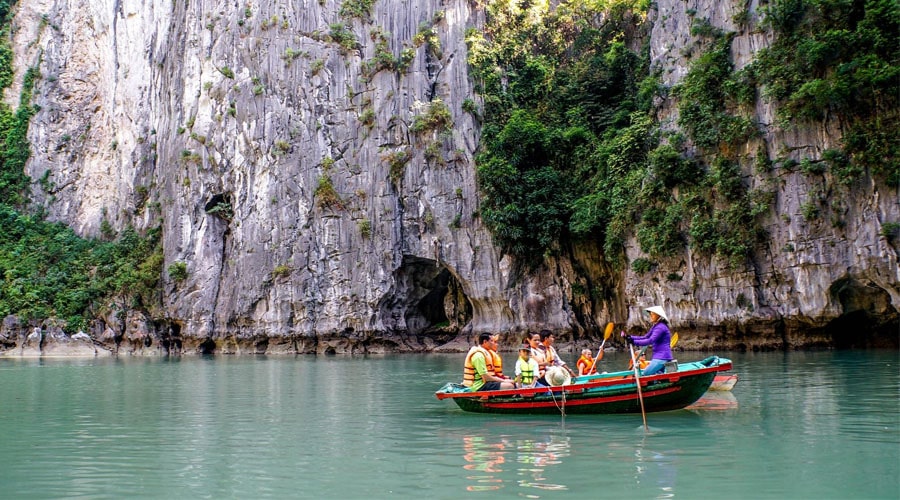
462;431;570;493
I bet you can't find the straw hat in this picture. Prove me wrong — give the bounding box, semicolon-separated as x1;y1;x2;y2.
545;366;571;386
644;306;669;322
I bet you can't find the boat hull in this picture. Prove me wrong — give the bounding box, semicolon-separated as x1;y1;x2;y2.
436;356;732;415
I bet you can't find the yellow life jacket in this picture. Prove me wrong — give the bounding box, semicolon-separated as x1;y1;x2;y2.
516;358;537;385
463;346;495;387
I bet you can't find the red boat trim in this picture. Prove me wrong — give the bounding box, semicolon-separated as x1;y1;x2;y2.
480;386;682;410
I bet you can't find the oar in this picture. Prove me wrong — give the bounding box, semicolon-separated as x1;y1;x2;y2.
588;322;614;374
629;331;679;369
629;343;649;431
627;345;649;370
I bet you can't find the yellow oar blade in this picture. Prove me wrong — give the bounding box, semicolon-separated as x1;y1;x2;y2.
670;331;679;348
603;322;614;340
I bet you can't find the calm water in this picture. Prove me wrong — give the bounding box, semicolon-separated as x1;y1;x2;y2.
0;350;897;499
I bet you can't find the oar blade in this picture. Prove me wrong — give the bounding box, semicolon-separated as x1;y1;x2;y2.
670;331;679;348
603;322;614;340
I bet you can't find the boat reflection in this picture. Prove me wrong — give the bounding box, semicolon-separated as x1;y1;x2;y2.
686;390;739;411
461;431;571;493
462;435;506;491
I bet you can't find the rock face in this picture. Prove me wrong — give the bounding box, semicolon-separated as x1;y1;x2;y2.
3;0;897;356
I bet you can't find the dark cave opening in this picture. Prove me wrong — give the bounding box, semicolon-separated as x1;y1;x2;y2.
826;278;899;348
378;255;473;343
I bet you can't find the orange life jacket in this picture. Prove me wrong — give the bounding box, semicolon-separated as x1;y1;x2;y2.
490;349;504;378
577;355;596;376
531;347;548;371
628;354;650;370
463;346;495;387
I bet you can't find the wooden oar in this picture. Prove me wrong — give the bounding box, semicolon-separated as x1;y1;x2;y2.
629;343;649;431
588;322;614;374
627;345;648;370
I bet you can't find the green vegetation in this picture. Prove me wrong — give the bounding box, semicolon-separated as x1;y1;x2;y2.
206;200;233;221
364;29;398;75
311;59;325;75
0;2;156;331
329;24;358;53
473;0;896;271
674;28;756;152
383;149;410;184
410;99;451;135
314;175;344;210
357;219;372;238
750;0;899;186
168;261;188;282
358;107;375;128
272;264;292;278
881;222;899;240
472;1;657;264
0;206;164;331
339;0;375;20
274;140;291;153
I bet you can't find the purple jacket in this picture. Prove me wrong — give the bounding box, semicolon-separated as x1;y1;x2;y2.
631;322;673;361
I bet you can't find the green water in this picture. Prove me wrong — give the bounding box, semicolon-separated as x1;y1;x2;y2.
0;351;897;499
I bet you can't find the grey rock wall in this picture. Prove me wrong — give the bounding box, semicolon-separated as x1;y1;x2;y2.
3;0;897;356
642;0;899;348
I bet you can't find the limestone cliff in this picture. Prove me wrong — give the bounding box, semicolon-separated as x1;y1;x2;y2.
2;0;897;356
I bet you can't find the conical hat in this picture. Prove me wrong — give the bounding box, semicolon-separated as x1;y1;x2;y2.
644;306;669;322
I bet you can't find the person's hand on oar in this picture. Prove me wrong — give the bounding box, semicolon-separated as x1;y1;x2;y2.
622;332;649;370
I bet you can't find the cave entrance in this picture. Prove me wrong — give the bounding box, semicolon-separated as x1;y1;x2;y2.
825;278;899;348
378;256;472;344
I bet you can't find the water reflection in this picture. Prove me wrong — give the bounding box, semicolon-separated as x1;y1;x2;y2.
462;435;506;491
632;441;678;499
514;434;569;492
461;428;571;494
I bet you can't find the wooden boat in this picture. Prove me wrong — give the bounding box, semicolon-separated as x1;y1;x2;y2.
435;356;733;415
709;374;738;391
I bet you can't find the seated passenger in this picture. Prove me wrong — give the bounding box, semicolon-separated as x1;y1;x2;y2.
514;345;544;388
577;348;597;376
463;332;515;391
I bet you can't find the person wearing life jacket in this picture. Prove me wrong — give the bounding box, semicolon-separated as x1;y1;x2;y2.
627;351;650;371
623;305;673;376
576;348;598;376
514;344;543;388
527;332;548;375
540;330;577;378
463;332;515;391
488;333;504;379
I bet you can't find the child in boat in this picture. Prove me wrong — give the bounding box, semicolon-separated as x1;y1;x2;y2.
576;348;598;376
514;345;543;388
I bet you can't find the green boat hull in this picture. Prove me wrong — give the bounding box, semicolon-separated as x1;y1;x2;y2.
436;356;732;415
